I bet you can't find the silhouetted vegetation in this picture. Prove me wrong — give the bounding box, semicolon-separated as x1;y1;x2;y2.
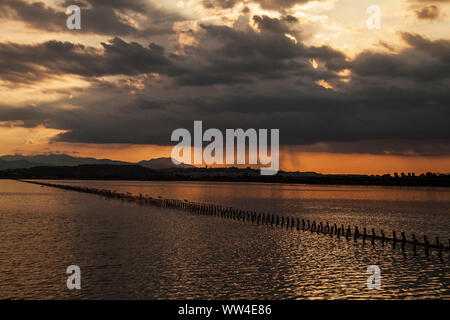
1;165;449;187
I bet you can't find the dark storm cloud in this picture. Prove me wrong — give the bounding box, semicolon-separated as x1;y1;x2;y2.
62;0;183;25
1;79;449;155
416;5;441;20
203;0;323;10
203;0;238;9
401;32;450;61
173;85;450;144
0;14;343;86
0;0;133;35
175;16;345;86
0;0;181;36
66;0;150;12
289;139;450;157
338;33;450;82
0;106;48;127
0;0;66;32
252;14;298;33
253;0;324;10
0;38;179;85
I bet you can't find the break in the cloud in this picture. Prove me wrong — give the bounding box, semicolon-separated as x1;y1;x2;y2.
0;0;449;171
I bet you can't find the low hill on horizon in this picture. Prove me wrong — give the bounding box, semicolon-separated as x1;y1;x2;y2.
0;154;193;170
137;157;195;169
0;158;47;170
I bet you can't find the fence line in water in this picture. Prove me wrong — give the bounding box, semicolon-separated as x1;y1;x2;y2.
18;180;449;257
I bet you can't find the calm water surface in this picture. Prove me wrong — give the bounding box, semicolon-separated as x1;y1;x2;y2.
0;179;448;299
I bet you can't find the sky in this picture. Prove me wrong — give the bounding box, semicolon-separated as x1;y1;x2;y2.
0;0;449;174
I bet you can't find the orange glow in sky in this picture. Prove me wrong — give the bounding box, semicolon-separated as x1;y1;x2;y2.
0;0;449;175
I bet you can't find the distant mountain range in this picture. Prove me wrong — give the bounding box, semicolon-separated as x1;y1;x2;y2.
0;154;194;170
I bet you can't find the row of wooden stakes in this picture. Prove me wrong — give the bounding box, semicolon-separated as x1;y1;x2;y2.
19;180;449;257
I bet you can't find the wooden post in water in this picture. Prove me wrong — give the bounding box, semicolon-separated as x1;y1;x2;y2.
371;228;376;246
424;235;429;256
354;226;359;242
412;234;417;254
401;232;406;251
381;230;385;246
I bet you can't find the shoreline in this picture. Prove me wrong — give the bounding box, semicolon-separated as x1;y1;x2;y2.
2;176;450;188
1;164;449;188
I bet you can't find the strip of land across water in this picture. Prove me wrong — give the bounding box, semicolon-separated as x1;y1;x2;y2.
1;165;449;187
